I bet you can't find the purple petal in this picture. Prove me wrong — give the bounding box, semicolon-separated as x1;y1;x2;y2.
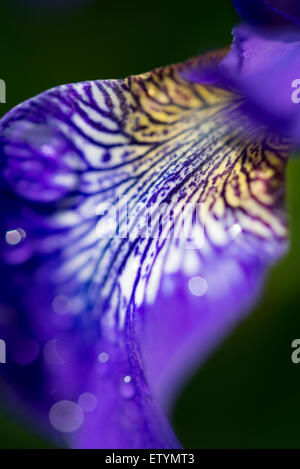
182;23;300;145
219;25;300;143
234;0;300;27
0;51;291;448
182;24;300;145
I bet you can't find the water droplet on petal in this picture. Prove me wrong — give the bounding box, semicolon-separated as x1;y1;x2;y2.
98;352;109;363
188;276;208;297
120;376;135;399
228;223;242;239
5;229;23;246
41;144;55;156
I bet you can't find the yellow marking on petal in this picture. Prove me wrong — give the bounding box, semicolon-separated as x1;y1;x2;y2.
250;180;274;205
146;82;170;104
121;52;290;246
265;149;285;170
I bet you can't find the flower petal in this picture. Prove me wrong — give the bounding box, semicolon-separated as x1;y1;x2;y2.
234;0;300;27
182;24;300;144
0;51;291;448
216;24;300;143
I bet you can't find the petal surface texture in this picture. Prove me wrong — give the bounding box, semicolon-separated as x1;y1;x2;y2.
0;51;290;448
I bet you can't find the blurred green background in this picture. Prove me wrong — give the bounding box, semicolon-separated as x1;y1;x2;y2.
0;0;300;449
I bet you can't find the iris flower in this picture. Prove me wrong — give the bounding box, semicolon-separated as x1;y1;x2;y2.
0;0;299;449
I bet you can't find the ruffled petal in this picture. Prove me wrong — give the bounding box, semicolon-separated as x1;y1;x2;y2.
0;51;291;448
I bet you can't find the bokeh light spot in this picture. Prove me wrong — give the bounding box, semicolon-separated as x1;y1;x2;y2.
188;276;208;297
78;393;98;412
49;400;84;433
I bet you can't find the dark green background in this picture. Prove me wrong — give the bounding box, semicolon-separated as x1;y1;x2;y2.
0;0;300;449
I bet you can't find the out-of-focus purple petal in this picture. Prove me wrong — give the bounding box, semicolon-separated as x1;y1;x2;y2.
183;25;300;144
234;0;300;27
0;51;291;448
219;25;300;143
141;229;289;409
